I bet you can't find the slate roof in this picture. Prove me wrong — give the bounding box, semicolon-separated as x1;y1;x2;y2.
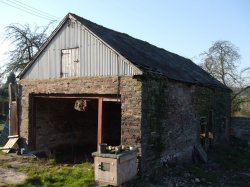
71;13;229;90
20;13;229;91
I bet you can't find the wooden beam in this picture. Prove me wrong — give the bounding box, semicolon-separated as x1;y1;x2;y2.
9;102;18;136
33;94;121;100
103;98;121;102
98;97;103;147
34;96;99;99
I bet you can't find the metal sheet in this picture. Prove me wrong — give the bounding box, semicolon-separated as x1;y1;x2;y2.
22;20;142;80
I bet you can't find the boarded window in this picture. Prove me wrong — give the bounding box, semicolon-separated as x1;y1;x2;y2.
61;48;80;77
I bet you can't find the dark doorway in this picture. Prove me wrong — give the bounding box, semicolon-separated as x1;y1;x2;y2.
102;101;121;146
34;97;98;163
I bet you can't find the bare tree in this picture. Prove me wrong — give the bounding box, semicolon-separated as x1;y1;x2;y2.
3;22;54;74
200;40;250;114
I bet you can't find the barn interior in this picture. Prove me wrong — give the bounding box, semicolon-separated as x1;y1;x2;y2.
33;96;121;163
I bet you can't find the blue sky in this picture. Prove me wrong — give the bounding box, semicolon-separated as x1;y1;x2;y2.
0;0;249;72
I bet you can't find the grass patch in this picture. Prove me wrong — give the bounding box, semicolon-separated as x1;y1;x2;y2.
9;162;95;187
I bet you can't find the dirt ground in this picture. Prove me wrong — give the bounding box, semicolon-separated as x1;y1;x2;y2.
0;145;250;187
0;154;36;186
0;168;27;186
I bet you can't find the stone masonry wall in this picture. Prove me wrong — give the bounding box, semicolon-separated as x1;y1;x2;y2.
213;90;231;143
140;76;231;174
18;75;231;175
194;87;231;144
141;77;199;174
140;77;168;173
18;76;142;150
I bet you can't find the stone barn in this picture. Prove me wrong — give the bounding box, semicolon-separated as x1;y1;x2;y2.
13;13;231;174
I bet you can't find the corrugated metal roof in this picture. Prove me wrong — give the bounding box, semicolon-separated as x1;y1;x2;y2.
19;13;229;90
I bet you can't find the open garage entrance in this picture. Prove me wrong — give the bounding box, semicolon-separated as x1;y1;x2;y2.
30;94;121;163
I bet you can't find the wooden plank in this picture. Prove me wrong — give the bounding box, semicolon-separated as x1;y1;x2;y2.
194;144;207;163
8;135;19;138
1;137;19;153
98;97;103;146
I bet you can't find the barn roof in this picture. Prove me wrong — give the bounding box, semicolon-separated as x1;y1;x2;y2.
72;13;229;90
20;13;229;90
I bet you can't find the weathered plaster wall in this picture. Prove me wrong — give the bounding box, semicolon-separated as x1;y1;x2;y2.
18;76;142;150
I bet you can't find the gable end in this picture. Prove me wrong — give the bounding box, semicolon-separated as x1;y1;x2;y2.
20;14;142;80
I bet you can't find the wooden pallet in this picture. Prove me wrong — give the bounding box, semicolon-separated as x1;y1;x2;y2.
0;135;19;153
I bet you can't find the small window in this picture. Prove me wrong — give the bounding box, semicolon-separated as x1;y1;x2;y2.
61;48;80;77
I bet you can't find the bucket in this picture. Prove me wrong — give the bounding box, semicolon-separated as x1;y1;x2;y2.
98;143;107;153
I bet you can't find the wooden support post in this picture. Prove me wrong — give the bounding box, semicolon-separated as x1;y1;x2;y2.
8;83;12;136
98;97;103;147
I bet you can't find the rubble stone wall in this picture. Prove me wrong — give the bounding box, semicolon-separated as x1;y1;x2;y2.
18;76;142;150
19;75;231;175
140;76;231;174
